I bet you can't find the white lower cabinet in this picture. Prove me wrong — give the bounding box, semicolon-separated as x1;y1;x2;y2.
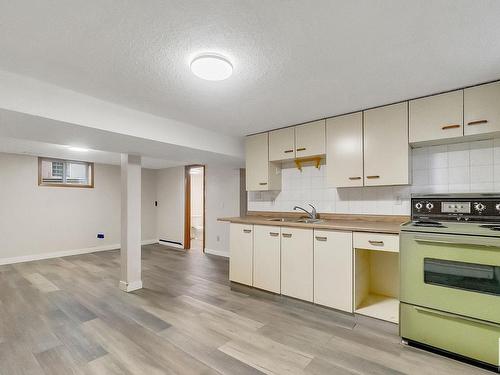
281;227;314;302
229;223;253;286
253;225;281;293
353;232;400;324
313;230;353;312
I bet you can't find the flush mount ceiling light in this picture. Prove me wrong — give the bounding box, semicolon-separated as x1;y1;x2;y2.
67;146;90;152
190;54;233;81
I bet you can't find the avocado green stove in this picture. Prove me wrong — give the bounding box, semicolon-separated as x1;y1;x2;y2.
400;194;500;372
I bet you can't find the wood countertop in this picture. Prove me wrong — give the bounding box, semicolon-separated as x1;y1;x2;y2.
218;212;409;234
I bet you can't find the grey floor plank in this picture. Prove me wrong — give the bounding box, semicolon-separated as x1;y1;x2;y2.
0;244;492;375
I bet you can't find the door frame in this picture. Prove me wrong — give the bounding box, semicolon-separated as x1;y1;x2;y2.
184;165;206;252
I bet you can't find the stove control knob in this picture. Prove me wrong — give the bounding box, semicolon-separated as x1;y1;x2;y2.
496;203;500;212
475;203;486;212
426;202;434;210
415;202;423;210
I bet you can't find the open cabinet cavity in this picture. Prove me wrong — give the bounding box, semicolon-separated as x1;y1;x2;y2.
354;249;399;323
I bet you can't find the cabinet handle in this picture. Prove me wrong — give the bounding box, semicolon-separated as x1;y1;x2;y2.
315;236;327;241
259;182;267;186
282;233;292;238
467;120;488;126
368;240;384;246
441;124;461;130
349;177;362;180
269;232;279;237
284;149;294;153
243;229;252;234
296;147;306;152
366;175;380;179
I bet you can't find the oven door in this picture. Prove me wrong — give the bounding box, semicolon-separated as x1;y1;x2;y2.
400;232;500;324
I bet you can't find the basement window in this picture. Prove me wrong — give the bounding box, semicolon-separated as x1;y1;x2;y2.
38;157;94;188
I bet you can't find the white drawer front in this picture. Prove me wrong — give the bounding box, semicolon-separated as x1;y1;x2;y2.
353;232;399;253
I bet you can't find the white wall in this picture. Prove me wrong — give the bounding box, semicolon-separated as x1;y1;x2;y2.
0;153;157;263
248;138;500;215
205;165;240;257
156;166;185;245
154;164;240;256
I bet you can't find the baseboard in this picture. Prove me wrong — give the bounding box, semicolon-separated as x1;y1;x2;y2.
0;239;159;266
204;248;229;258
141;239;158;245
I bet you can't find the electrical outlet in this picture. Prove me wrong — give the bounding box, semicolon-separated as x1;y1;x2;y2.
216;235;220;242
97;233;104;239
395;196;402;206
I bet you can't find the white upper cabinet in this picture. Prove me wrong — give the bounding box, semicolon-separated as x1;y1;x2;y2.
364;102;409;186
464;81;500;136
409;90;464;143
245;133;281;191
295;120;326;158
269;127;295;161
326;112;364;187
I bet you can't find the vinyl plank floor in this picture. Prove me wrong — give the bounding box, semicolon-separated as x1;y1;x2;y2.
0;244;491;375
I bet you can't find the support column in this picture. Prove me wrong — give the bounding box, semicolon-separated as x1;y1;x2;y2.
119;154;142;292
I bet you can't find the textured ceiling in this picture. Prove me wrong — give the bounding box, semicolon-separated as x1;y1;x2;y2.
1;0;500;136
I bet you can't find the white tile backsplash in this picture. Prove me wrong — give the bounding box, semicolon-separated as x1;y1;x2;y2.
248;138;500;215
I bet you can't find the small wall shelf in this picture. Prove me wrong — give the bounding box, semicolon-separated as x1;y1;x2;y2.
294;156;323;171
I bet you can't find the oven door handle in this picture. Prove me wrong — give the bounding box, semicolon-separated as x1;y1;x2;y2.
414;306;500;328
414;235;500;249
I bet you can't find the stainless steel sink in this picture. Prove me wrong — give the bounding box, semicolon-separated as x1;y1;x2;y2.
295;218;324;224
266;217;323;224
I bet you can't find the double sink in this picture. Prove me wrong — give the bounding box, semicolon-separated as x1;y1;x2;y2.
266;217;324;224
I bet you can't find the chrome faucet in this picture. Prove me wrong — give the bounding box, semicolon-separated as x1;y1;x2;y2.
293;204;318;219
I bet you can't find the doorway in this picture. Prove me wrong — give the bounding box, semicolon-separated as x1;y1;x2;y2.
184;165;205;251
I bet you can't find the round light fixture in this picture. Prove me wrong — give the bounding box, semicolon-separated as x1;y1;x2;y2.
67;146;90;152
190;54;233;81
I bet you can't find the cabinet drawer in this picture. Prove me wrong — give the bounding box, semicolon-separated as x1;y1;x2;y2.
353;232;399;252
401;303;500;367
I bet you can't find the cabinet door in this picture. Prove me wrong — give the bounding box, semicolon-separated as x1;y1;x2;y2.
464;81;500;136
281;227;313;301
245;133;269;191
253;225;281;293
229;224;253;285
269;128;295;161
314;230;352;312
409;90;464;143
245;133;281;191
364;102;409;186
326;112;363;187
295;120;326;158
